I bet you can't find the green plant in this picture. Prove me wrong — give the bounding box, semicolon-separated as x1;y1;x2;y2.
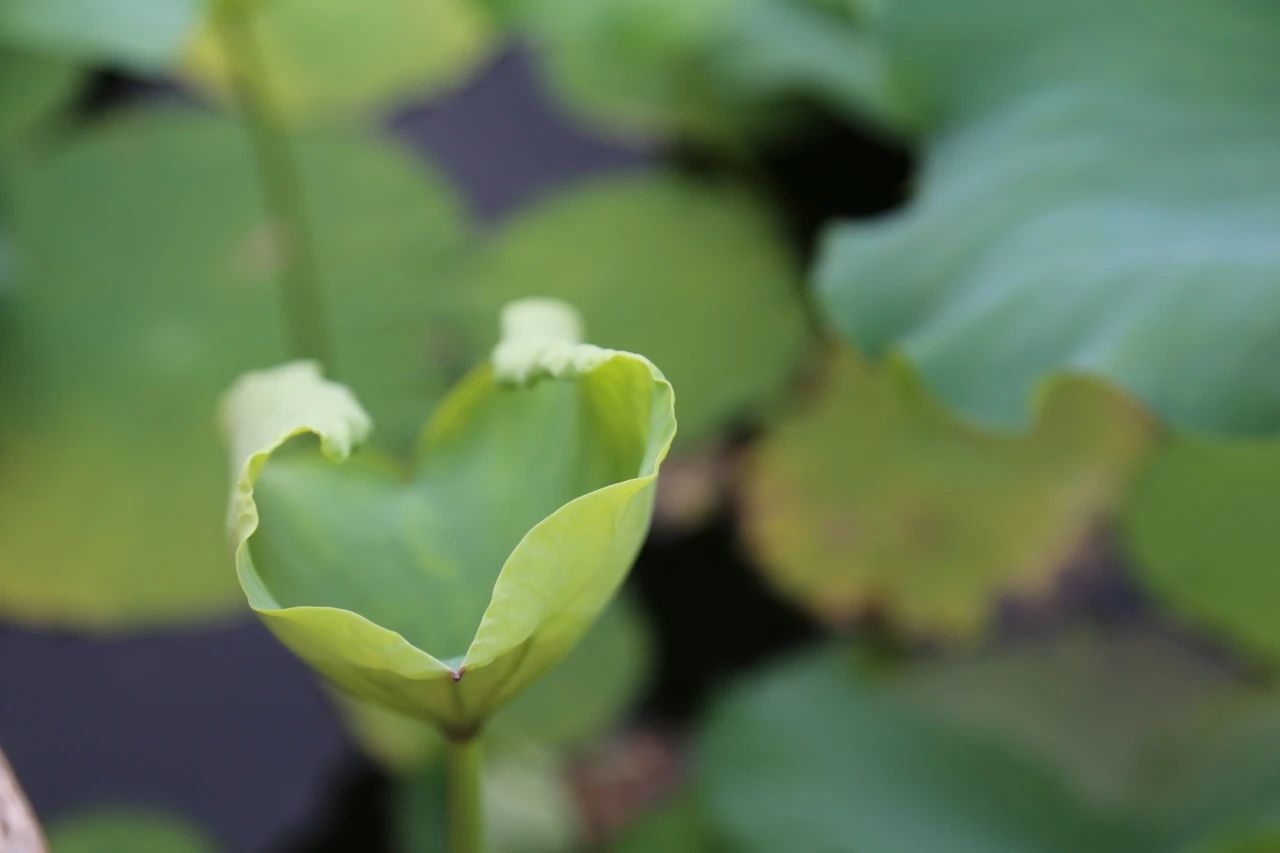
222;299;675;849
4;0;1280;851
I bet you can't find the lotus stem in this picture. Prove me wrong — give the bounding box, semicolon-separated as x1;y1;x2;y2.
213;1;332;367
445;734;485;853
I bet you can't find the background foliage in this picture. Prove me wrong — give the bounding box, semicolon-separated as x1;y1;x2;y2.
1;0;1278;850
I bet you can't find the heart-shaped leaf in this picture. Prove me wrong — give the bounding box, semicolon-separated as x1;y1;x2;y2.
739;348;1150;637
223;301;676;734
817;0;1280;435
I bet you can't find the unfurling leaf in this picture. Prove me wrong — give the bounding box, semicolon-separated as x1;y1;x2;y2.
222;300;676;735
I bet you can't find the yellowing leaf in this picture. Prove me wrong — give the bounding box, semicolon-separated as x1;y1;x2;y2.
740;348;1151;637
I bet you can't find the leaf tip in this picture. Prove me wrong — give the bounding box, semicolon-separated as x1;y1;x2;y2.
491;297;609;383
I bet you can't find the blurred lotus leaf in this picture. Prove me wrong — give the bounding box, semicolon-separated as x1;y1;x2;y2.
1122;437;1280;666
223;300;676;735
608;793;728;853
895;630;1258;807
0;0;202;70
698;638;1280;853
338;595;654;772
463;174;810;451
46;808;217;853
704;0;908;134
507;0;902;144
503;0;739;141
817;0;1280;435
1197;835;1280;853
740;348;1150;637
0;48;82;147
0;110;474;629
183;0;495;121
698;647;1151;853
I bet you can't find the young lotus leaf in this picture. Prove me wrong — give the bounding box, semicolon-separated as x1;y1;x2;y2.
223;300;676;736
336;595;654;772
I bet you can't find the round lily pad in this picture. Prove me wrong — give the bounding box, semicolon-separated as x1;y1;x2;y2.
182;0;495;121
462;173;812;451
0;109;473;629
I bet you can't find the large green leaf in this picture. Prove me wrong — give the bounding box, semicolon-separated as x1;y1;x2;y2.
705;0;908;133
223;301;676;734
1121;437;1280;666
508;0;903;144
0;48;82;147
896;630;1258;808
0;110;473;629
462;174;811;451
182;0;494;121
46;809;217;853
698;647;1152;853
817;0;1280;435
698;640;1280;853
338;594;653;772
0;0;202;70
1153;699;1280;851
739;348;1150;637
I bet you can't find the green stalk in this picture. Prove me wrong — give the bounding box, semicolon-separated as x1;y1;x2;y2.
214;2;332;366
445;735;485;853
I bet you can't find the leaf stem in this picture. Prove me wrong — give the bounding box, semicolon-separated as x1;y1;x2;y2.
445;734;485;853
214;2;332;366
